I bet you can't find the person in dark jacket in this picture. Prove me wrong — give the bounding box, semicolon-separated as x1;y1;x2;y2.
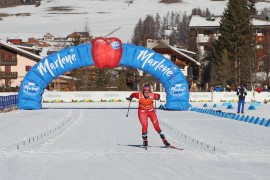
237;85;247;114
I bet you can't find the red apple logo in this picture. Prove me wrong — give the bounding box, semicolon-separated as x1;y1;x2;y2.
91;37;123;68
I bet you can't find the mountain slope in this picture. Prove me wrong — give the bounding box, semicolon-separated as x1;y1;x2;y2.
0;0;269;42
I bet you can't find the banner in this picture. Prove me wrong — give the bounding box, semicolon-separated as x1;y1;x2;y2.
18;39;189;110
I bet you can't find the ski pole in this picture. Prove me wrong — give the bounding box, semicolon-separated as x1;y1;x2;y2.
126;100;131;117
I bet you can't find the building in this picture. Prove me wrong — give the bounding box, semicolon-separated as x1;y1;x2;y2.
189;15;270;87
67;32;91;43
0;0;21;7
147;39;200;84
0;41;78;91
189;15;270;67
0;41;41;89
0;0;36;7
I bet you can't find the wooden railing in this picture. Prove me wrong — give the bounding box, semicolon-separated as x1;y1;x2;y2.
0;58;17;66
0;72;18;79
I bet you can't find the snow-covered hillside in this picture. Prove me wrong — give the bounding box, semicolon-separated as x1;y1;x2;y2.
0;0;269;42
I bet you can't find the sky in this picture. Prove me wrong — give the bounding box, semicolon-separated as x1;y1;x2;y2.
0;0;270;43
0;101;269;180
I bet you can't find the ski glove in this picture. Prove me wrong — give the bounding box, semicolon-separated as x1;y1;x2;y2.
126;97;132;101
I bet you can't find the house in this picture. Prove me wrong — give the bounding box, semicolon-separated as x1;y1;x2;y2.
48;75;77;92
0;0;36;7
0;0;21;7
0;41;42;89
43;33;55;41
43;33;72;48
189;15;270;72
67;32;91;42
147;39;200;84
8;38;51;58
0;41;78;91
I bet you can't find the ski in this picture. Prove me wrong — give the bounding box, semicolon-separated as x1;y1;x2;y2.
167;145;183;151
144;146;147;150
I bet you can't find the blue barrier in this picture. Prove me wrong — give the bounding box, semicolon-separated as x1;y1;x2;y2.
262;119;270;126
265;120;270;127
252;117;259;124
250;102;261;106
240;115;246;121
222;102;232;106
248;116;255;123
244;116;250;122
191;106;269;128
248;105;256;110
0;95;18;111
257;118;264;125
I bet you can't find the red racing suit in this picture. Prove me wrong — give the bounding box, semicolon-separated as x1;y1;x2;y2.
130;92;161;134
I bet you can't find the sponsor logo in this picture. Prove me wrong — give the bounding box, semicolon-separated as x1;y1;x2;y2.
104;93;119;98
37;49;77;77
75;94;91;98
137;50;173;76
110;41;120;49
23;82;40;96
171;84;186;95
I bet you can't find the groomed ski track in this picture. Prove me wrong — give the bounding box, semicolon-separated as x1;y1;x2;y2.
0;102;269;180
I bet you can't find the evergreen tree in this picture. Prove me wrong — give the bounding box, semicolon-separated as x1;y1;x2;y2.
178;12;189;45
71;35;83;46
94;68;109;91
212;0;256;86
141;15;156;46
154;13;162;39
132;18;143;45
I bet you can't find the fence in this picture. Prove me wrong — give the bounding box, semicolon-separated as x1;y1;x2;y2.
0;94;18;111
1;91;270;111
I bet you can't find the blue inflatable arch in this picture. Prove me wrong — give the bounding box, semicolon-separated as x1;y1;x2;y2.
18;43;189;110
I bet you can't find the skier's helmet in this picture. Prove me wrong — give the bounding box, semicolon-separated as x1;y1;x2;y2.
143;84;151;92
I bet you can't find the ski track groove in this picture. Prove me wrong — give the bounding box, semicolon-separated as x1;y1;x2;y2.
1;109;82;152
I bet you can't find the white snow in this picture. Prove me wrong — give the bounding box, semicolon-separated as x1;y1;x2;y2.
0;101;269;180
0;0;269;43
1;1;270;178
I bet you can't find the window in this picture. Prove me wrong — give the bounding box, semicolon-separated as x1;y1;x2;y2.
203;30;213;36
171;55;177;62
5;66;11;72
26;66;32;71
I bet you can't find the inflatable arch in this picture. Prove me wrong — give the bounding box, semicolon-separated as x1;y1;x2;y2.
18;37;189;110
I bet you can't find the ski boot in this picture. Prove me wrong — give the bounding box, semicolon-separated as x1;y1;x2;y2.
143;139;148;147
142;132;148;149
159;132;170;147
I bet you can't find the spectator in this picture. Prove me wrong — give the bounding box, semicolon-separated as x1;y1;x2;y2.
255;85;263;93
225;85;232;92
214;85;222;92
237;85;247;114
263;85;268;92
190;80;199;92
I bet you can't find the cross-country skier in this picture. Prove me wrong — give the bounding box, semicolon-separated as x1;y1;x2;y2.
126;83;170;147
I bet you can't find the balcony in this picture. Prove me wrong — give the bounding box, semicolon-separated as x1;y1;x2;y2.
197;35;218;43
0;58;17;66
0;72;18;79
